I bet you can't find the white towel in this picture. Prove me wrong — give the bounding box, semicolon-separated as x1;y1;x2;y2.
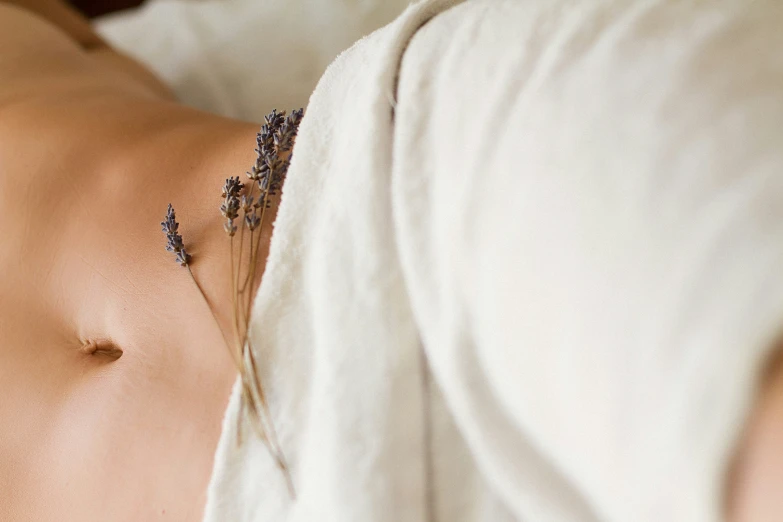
202;0;783;521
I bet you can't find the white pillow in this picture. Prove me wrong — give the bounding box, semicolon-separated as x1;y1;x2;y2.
96;0;413;120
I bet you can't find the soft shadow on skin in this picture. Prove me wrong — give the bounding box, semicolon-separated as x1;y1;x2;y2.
724;339;783;521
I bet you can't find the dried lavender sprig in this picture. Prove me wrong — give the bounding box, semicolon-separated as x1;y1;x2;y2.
267;109;303;196
250;108;302;177
238;108;304;296
220;176;244;237
161;204;235;364
220;108;304;498
239;108;290;287
161;206;253;422
161;204;191;266
236;110;295;295
274;108;304;154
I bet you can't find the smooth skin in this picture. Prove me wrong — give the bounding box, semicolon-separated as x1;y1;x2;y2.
0;1;780;521
0;1;272;520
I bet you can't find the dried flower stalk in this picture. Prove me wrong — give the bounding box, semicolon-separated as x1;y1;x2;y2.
162;109;303;498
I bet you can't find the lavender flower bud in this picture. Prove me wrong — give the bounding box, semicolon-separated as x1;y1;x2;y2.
175;248;191;267
245;212;261;231
220;197;240;220
264;109;286;130
247;165;262;181
221;109;304;238
221;176;244;199
161;204;191;266
240;195;255;213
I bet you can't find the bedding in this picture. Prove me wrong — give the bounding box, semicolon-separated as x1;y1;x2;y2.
96;0;414;121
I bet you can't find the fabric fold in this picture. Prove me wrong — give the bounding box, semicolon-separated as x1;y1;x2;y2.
205;1;783;520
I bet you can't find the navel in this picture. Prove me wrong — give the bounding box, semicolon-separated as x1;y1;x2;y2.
80;339;123;361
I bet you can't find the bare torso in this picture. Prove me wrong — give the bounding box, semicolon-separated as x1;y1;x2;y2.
0;3;265;520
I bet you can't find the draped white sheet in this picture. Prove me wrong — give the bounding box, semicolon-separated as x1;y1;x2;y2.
108;0;783;520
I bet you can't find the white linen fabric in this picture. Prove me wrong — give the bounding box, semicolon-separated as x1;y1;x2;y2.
200;0;783;521
101;0;783;520
96;0;414;121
